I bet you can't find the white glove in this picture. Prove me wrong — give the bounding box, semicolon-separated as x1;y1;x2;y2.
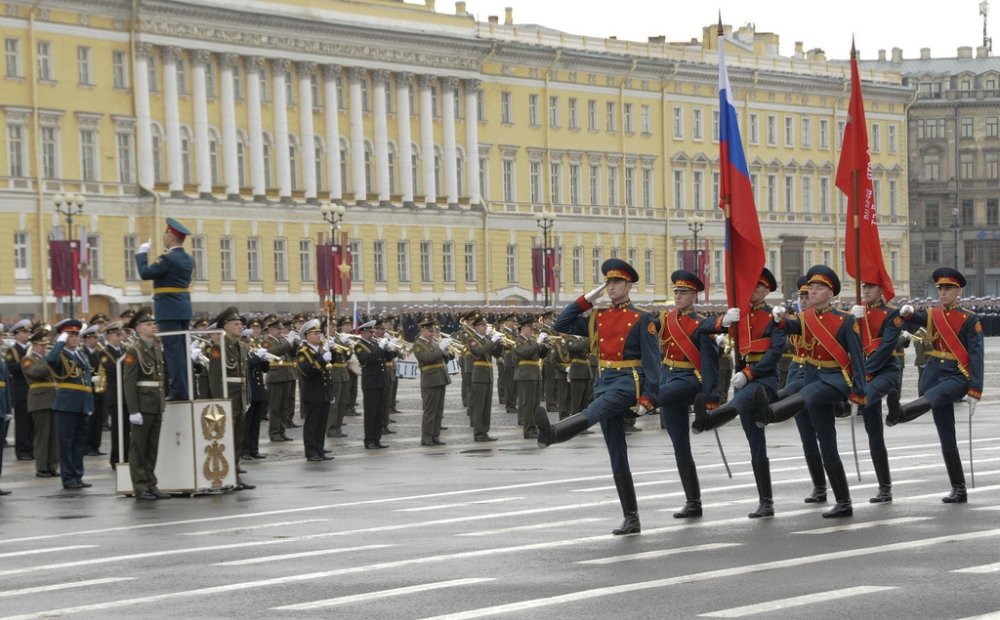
900;330;912;341
190;346;202;362
86;410;93;417
5;413;13;422
57;332;69;343
254;348;269;359
241;328;252;338
772;305;786;323
715;334;728;348
486;325;495;336
731;371;747;390
721;307;740;328
537;332;549;344
439;337;453;351
284;332;297;344
900;304;914;318
129;413;143;426
490;332;503;343
136;239;151;255
851;305;865;319
969;396;979;417
584;283;608;304
566;373;572;384
636;404;651;417
322;351;332;363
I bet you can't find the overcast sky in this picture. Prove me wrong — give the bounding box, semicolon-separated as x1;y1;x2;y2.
453;0;993;61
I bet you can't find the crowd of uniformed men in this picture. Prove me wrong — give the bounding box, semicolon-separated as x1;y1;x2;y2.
0;217;990;538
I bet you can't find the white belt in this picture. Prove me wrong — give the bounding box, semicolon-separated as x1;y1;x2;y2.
136;381;160;388
226;377;245;383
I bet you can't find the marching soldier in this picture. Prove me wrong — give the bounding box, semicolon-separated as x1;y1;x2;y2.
121;307;170;501
134;217;195;401
537;259;661;535
456;311;475;409
264;316;296;443
325;316;354;439
5;319;33;461
692;268;786;519
890;268;984;504
354;320;390;449
23;328;58;478
207;307;257;490
538;311;559;413
760;266;867;518
498;313;518;413
101;321;127;468
657;270;720;519
46;319;96;490
849;279;902;503
514;316;549;439
373;319;400;435
81;324;106;457
466;313;503;442
296;319;334;461
413;317;453;446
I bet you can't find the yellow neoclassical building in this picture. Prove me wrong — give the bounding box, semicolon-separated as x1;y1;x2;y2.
0;0;913;319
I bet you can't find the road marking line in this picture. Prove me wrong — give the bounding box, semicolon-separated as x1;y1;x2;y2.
0;578;135;599
698;585;897;618
178;518;330;536
951;612;1000;620
0;545;96;559
271;578;495;611
953;562;1000;573
415;529;1000;620
216;544;394;566
576;542;741;565
458;518;604;537
395;497;524;512
791;517;933;535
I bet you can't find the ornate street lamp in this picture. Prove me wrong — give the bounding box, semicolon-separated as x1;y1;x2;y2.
535;211;556;307
320;201;348;312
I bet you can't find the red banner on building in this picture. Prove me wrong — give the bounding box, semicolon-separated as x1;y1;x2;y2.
531;247;558;294
316;244;352;300
49;240;81;297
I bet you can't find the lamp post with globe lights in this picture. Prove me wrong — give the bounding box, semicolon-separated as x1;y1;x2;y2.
535;211;556;307
320;201;348;312
53;193;87;319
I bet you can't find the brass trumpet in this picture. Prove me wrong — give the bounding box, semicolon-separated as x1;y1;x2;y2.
438;332;468;356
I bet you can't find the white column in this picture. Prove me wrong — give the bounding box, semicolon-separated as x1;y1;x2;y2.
246;56;266;201
298;61;317;202
219;53;240;199
161;46;183;195
464;79;482;206
347;67;367;205
323;64;343;202
419;74;436;206
442;77;458;207
396;72;414;207
272;59;292;201
191;50;212;198
372;70;391;206
134;43;154;190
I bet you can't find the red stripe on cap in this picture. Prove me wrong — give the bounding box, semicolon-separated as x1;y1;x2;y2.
936;276;962;288
605;269;633;282
808;274;835;290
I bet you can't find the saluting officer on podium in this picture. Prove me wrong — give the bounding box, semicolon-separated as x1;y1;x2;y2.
889;267;984;504
134;217;195;401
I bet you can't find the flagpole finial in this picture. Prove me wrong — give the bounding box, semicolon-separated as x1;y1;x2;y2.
851;35;856;58
717;12;723;37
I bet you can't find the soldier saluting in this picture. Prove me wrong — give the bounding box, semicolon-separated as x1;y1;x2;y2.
536;258;660;535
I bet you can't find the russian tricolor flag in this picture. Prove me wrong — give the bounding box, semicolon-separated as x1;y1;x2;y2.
717;23;765;352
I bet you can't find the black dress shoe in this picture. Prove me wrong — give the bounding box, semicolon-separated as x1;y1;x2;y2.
440;426;449;431
286;422;301;428
36;471;55;478
135;491;158;501
235;481;256;490
365;443;378;449
322;454;335;460
382;428;396;434
62;482;83;489
16;455;34;461
421;441;436;446
375;442;388;449
332;432;347;438
0;489;11;496
433;439;447;445
236;466;247;474
252;453;267;459
524;429;539;439
150;490;171;499
85;450;101;456
241;454;255;461
474;434;498;442
77;481;93;488
323;449;333;453
307;455;325;462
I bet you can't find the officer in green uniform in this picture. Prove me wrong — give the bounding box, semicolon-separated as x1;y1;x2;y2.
412;317;452;445
23;329;58;478
122;307;170;501
324;316;354;439
466;313;503;441
263;315;295;443
514;315;549;439
208;307;256;490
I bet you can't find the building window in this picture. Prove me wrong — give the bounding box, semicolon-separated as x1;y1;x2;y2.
692;108;703;140
711;110;720;142
988;199;999;226
112;50;129;89
502;159;515;202
801;176;812;212
209;133;220;186
712;171;720;210
923;153;939;181
819;119;829;149
299;239;313;282
5;38;22;78
191;235;207;281
117;132;134;184
528;94;539;126
273;238;287;282
349;239;362;281
624;166;635;208
962;199;975;227
784;176;794;213
124;235;138;281
86;235;102;281
888;124;897;153
530;161;542;203
987;152;1000;181
767;174;777;212
589;163;600;206
464;242;476;282
644;248;654;285
176;59;188;95
80;129;97;182
205;62;216;99
550;162;561;204
642;105;651;135
568;98;578;129
870;122;881;152
479;157;488;201
588;100;597;131
246;237;261;282
673;170;684;210
7;123;25;177
290;141;299;190
477;90;485;121
147;56;158;92
960;152;975;180
572;246;582;285
501;91;512;124
820;177;830;214
219;237;234;281
784;116;794;147
642;168;653;209
606;101;616;132
506;244;518;283
591;247;602;284
569;163;581;205
37;40;52;81
673;106;683;138
987;117;999;138
14;231;30;279
801;117;812;148
397;241;410;282
960;117;974;139
623;103;633;133
549;96;559;128
420;240;432;283
41;126;58;179
767;115;777;145
925;202;940;228
441;240;457;288
692;171;703;211
924;241;940;264
749;113;759;144
236;138;247;188
607;165;618;206
373;239;386;283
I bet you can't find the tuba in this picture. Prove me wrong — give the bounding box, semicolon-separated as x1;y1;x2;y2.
93;362;107;394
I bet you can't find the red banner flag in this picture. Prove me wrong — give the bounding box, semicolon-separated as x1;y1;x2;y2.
49;240;81;297
836;42;895;301
316;244;352;300
531;247;557;295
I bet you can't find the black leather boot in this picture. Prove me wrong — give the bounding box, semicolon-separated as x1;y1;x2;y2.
536;407;591;448
822;460;853;518
673;461;702;518
612;473;641;535
886;391;932;427
692;394;739;435
755;390;804;428
941;450;968;504
869;449;893;503
803;452;827;503
748;459;774;518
